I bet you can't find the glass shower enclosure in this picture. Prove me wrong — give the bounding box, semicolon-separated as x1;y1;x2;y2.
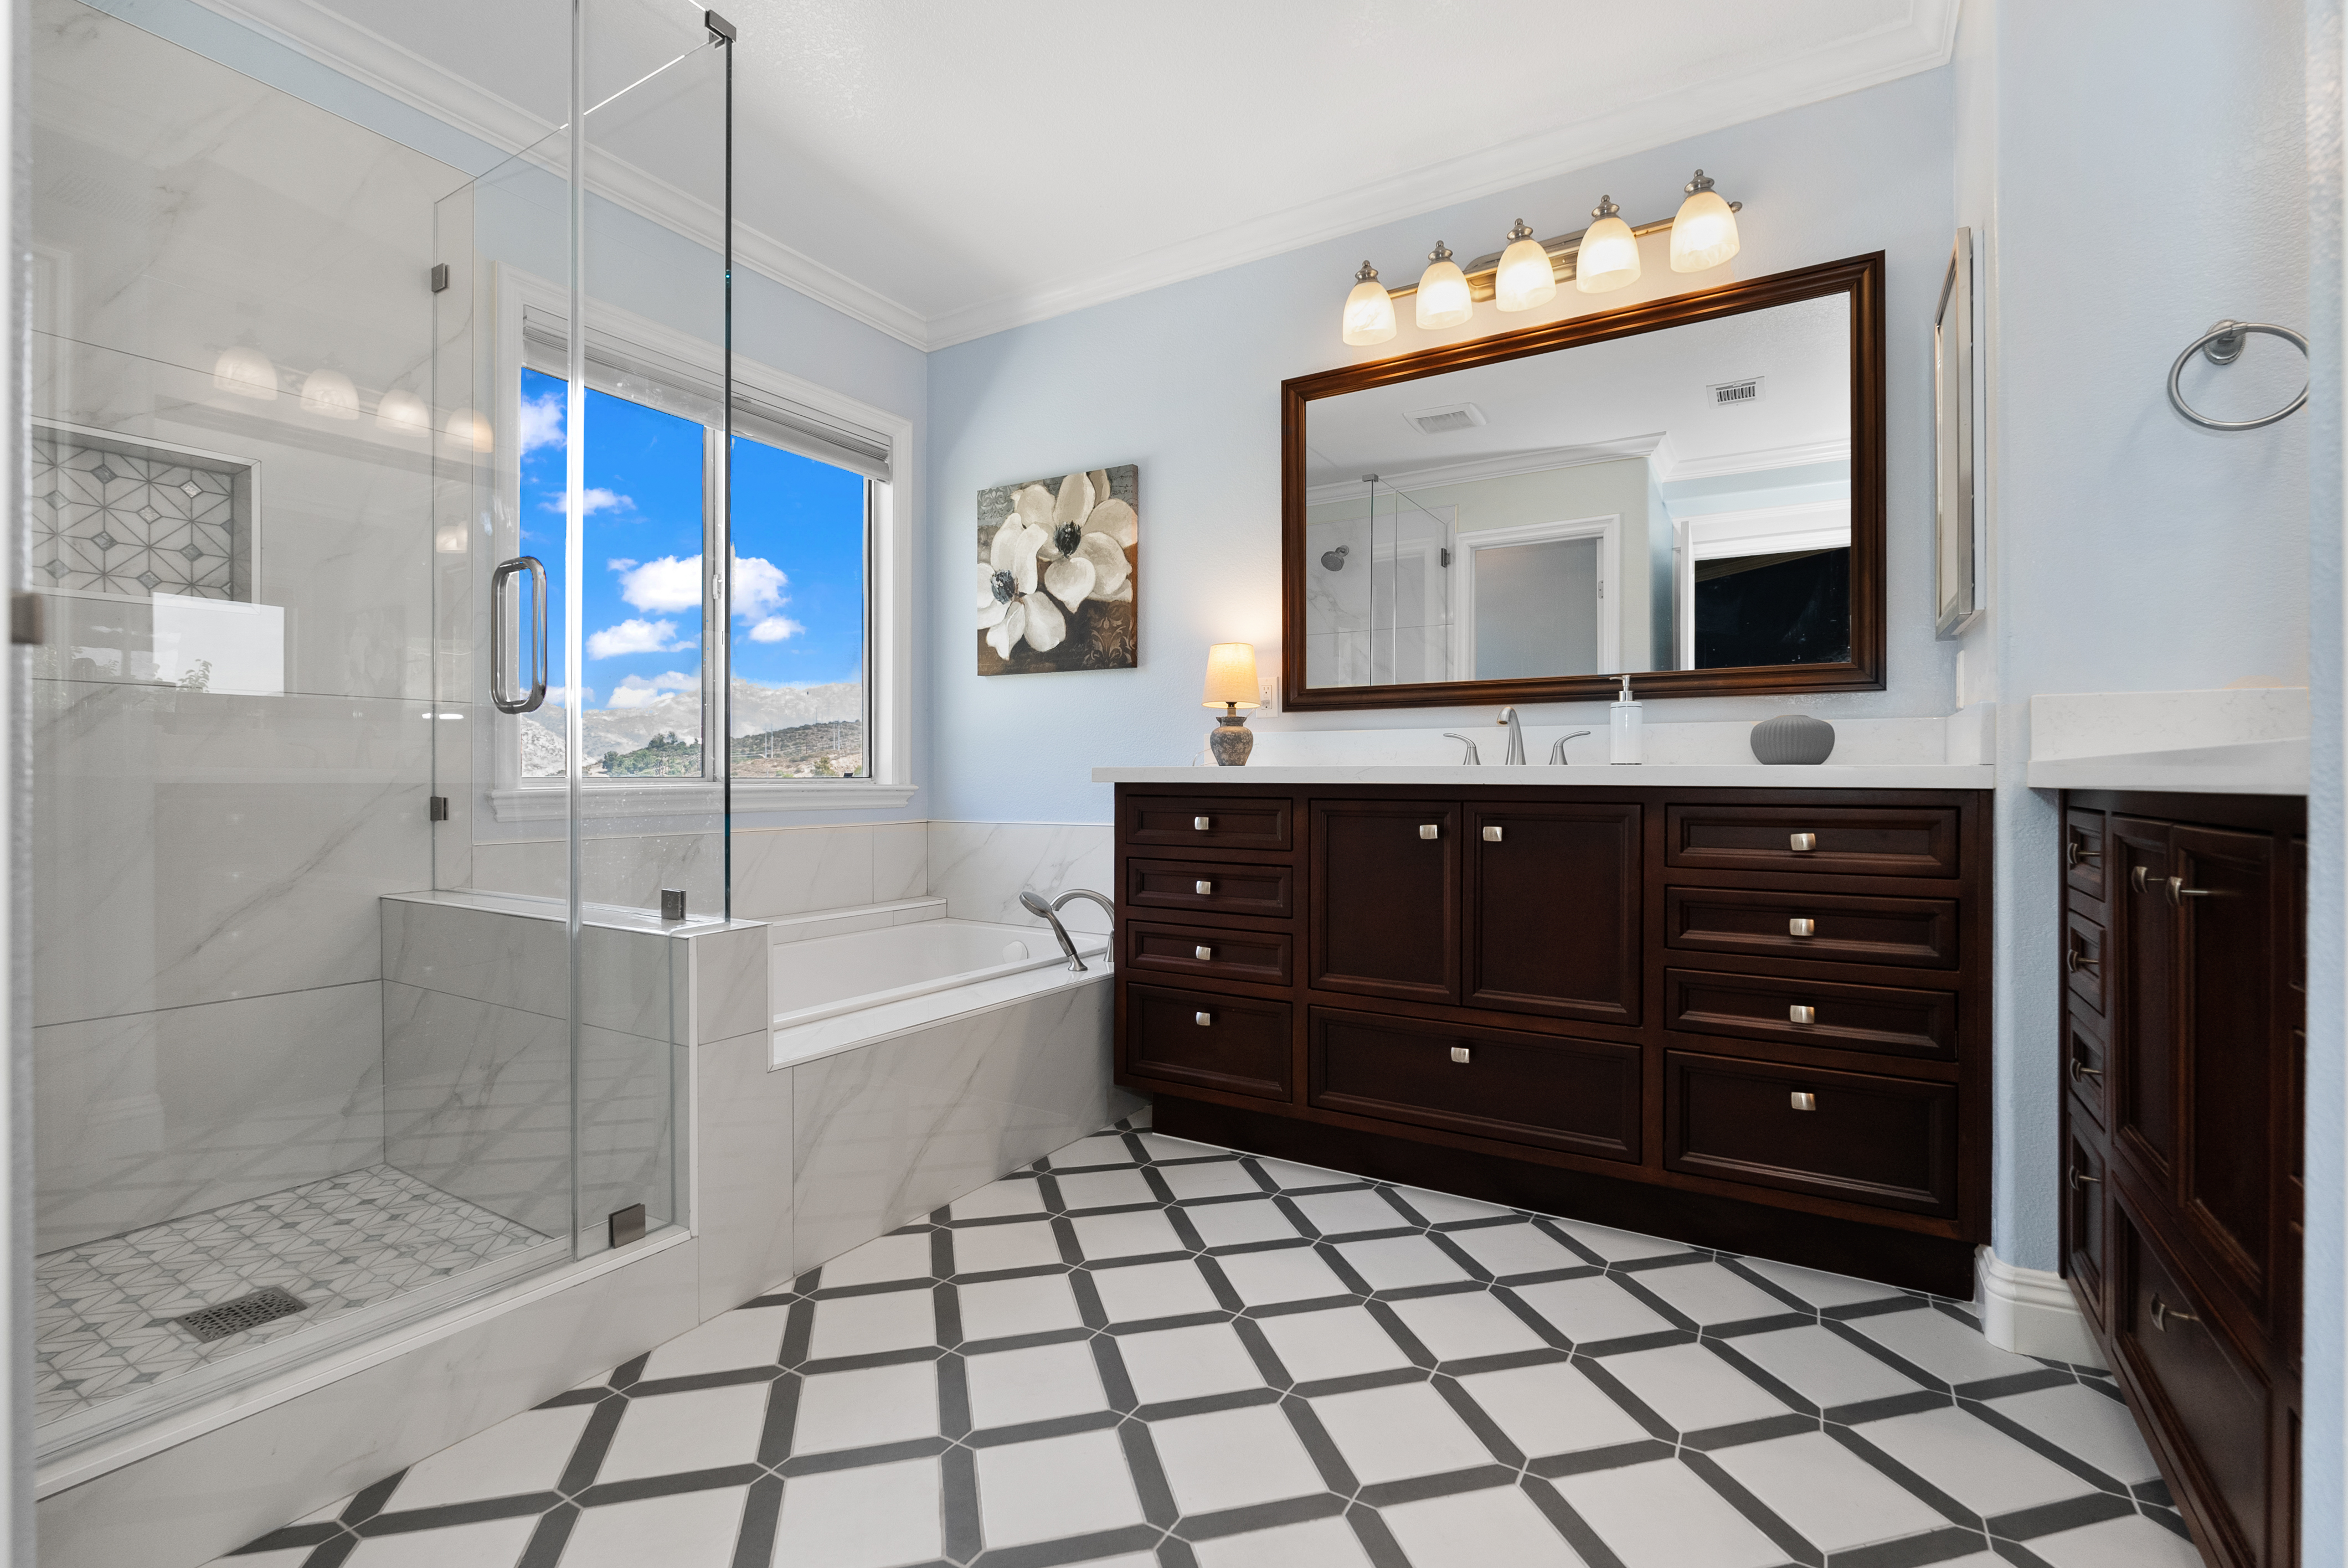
22;0;735;1465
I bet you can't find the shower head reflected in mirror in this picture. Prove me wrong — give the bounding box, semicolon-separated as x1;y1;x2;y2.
1321;544;1350;571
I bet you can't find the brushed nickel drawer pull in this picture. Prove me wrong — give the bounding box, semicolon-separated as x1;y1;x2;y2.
1194;1011;1213;1027
1789;832;1818;852
1194;816;1212;831
2069;1055;2103;1082
1789;1091;1817;1111
1788;1004;1816;1024
2066;942;2100;974
1788;917;1816;937
2151;1293;2198;1331
1194;945;1214;961
1450;1046;1471;1064
1194;879;1214;895
2168;876;2211;906
2066;837;2103;868
1420;823;1440;840
2068;1166;2100;1190
1482;826;1503;842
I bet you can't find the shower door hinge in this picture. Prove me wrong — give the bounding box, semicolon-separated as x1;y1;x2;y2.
429;263;449;293
9;591;42;646
704;9;735;43
429;795;449;822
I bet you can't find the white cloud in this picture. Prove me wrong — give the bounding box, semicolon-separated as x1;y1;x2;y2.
540;684;594;708
616;555;703;613
519;390;564;454
538;486;631;517
607;557;639;572
607;670;698;709
731;554;788;619
748;615;805;643
586;618;693;659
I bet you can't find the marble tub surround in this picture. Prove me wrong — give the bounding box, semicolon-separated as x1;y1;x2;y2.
466;818;928;920
928;819;1116;932
2026;686;2310;792
206;1113;2188;1568
764;895;946;944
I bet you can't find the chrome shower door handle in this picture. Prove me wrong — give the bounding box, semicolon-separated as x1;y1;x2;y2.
491;555;548;715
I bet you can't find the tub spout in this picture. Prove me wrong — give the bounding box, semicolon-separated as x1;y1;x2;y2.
1019;888;1115;973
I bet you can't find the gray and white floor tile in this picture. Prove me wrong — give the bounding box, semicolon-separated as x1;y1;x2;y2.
214;1113;2182;1568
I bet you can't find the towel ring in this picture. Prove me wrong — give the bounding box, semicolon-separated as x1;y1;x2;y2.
2168;319;2308;431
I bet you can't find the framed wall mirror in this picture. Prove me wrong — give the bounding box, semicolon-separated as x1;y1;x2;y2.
1280;252;1884;710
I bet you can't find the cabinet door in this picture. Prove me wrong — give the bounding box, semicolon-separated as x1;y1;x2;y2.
2111;816;2179;1181
2064;1133;2106;1330
1463;802;1639;1024
2176;825;2280;1312
1310;800;1459;1003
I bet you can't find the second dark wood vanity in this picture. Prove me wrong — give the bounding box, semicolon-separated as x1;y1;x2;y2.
1113;780;1991;1294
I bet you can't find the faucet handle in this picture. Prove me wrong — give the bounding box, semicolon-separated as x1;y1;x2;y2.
1548;730;1593;765
1441;732;1482;765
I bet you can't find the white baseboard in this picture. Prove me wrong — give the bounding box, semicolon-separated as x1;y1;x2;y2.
1975;1246;2107;1369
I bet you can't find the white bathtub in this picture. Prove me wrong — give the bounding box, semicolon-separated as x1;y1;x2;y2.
769;917;1111;1067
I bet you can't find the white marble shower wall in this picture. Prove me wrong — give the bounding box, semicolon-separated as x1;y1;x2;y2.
27;2;466;1253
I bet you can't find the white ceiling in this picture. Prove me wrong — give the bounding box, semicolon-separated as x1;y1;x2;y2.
197;0;1956;348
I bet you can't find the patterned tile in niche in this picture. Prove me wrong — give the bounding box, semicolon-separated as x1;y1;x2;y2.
208;1112;2185;1568
30;430;246;603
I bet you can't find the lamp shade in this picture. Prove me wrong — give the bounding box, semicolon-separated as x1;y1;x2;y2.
300;367;360;420
1414;243;1472;330
1202;642;1260;708
1492;220;1556;312
1669;170;1741;272
376;389;430;437
212;344;278;401
1341;261;1397;345
1575;197;1641;293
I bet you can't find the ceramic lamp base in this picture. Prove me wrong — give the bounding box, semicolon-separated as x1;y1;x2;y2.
1209;712;1254;766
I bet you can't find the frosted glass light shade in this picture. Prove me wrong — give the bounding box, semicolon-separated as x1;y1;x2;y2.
375;389;430;437
1415;243;1472;329
445;407;494;453
300;367;360;420
1670;171;1741;272
212;344;277;401
1341;262;1396;345
1575;202;1641;293
1202;642;1260;708
1492;220;1556;312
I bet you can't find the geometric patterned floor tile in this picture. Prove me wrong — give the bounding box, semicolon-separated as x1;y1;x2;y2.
37;1164;547;1426
212;1113;2183;1568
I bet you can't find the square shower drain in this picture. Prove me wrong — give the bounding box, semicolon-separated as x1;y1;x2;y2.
171;1286;308;1343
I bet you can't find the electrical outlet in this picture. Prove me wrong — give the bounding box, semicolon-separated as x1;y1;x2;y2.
1258;678;1278;713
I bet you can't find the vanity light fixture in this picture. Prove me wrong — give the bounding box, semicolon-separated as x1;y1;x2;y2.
300;366;361;420
1669;169;1742;272
1492;219;1557;312
1202;642;1260;766
212;343;279;401
1414;242;1473;330
1341;261;1397;345
445;407;494;453
375;388;431;437
1575;197;1641;293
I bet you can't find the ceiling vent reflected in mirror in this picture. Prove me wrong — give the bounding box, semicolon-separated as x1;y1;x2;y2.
1407;403;1486;436
1709;378;1764;407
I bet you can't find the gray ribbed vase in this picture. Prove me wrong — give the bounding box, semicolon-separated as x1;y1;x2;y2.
1750;713;1836;765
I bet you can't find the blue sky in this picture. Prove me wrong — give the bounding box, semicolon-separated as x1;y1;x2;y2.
517;369;867;719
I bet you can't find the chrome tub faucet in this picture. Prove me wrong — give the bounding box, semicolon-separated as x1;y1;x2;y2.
1019;887;1115;972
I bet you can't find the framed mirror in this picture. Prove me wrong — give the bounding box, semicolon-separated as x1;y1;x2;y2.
1281;252;1883;710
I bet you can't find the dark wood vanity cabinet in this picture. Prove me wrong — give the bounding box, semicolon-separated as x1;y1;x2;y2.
1115;783;1992;1295
2060;790;2304;1568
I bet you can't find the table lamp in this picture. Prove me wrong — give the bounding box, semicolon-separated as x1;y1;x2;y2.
1202;643;1260;765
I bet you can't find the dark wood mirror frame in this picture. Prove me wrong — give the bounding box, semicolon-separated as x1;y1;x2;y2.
1280;251;1886;712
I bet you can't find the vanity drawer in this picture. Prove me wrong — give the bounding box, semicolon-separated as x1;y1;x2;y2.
1665;1051;1958;1215
1666;886;1958;970
1664;968;1956;1060
1125;982;1291;1101
1126;857;1294;920
1126;920;1291;986
1666;804;1960;879
2067;1009;2109;1129
2066;808;2109;902
1124;794;1292;854
1309;1008;1639;1161
2066;908;2108;1015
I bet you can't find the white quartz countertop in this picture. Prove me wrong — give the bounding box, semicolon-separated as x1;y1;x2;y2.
2025;689;2308;795
1093;764;1997;788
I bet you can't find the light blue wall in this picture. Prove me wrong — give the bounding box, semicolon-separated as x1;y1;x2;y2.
926;70;1960;827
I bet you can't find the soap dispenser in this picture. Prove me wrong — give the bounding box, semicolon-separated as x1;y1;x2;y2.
1608;674;1644;765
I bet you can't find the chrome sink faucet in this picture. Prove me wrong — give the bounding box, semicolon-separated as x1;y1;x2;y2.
1497;707;1526;765
1548;729;1593;765
1442;731;1482;764
1018;887;1115;972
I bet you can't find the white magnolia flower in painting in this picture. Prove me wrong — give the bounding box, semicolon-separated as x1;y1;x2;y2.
977;469;1135;659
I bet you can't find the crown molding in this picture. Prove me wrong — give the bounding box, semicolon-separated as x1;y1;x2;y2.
1661;436;1851;482
192;0;1954;354
1303;434;1669;506
188;0;931;349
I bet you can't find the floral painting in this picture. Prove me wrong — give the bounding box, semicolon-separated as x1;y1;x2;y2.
976;465;1137;674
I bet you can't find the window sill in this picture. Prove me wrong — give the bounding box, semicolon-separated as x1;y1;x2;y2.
489;780;918;822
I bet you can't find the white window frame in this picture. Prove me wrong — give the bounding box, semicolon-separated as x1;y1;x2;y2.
486;264;913;820
1671;500;1851;672
1450;515;1622;679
